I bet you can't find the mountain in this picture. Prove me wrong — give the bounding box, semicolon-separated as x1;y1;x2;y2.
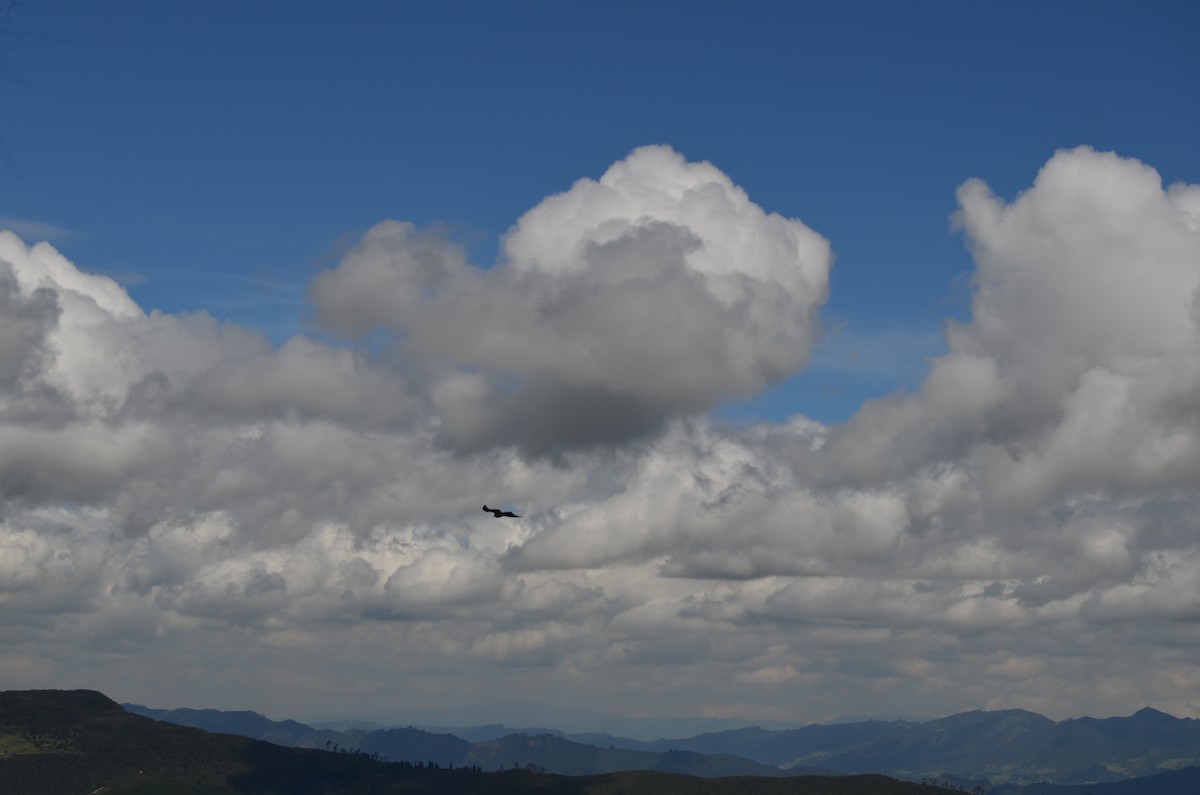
1;689;951;795
1;688;438;794
119;698;1200;787
375;702;801;739
641;708;1200;786
346;725;474;764
423;722;567;741
562;730;658;750
460;732;793;777
647;721;910;767
305;719;387;732
826;715;934;724
125;702;377;757
989;766;1200;795
124;703;795;777
125;703;315;745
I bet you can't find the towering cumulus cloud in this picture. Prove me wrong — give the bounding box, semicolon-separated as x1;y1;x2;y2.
2;146;1199;722
828;147;1200;489
311;145;832;452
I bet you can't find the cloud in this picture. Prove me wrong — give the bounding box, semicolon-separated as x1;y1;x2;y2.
495;146;1200;716
2;147;1200;724
0;217;78;244
311;145;832;454
0;256;60;390
827;147;1200;491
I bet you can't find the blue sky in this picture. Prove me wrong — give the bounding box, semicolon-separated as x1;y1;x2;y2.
6;0;1195;422
3;1;1200;733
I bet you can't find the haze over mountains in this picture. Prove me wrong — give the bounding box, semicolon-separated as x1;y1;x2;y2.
6;689;1200;794
124;698;1200;789
302;704;806;741
1;689;955;795
123;702;812;780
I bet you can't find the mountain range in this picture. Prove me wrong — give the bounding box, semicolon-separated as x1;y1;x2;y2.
0;689;954;795
605;707;1200;785
124;700;1200;790
123;702;816;779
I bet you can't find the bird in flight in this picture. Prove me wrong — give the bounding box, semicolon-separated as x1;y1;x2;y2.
483;505;520;518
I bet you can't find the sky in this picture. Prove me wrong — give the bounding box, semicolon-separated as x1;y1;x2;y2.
1;0;1200;735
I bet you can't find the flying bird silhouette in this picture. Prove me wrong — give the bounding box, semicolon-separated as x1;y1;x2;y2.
482;505;520;518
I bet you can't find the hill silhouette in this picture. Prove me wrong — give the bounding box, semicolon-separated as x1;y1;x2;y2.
1;689;955;795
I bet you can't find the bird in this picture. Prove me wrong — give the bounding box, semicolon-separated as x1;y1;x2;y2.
482;505;520;518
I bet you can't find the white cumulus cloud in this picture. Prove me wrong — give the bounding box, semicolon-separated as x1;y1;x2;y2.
2;146;1200;725
311;145;832;453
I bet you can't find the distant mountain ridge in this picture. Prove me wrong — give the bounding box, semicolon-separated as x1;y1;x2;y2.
987;766;1200;795
355;703;803;739
124;701;1200;788
635;706;1200;786
122;705;315;746
4;690;947;795
123;702;800;778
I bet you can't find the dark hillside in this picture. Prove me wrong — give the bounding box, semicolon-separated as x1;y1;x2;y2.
124;704;314;746
988;766;1200;795
354;725;472;762
1;689;393;794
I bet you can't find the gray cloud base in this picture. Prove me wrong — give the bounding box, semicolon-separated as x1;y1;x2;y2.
311;145;831;454
2;146;1199;724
